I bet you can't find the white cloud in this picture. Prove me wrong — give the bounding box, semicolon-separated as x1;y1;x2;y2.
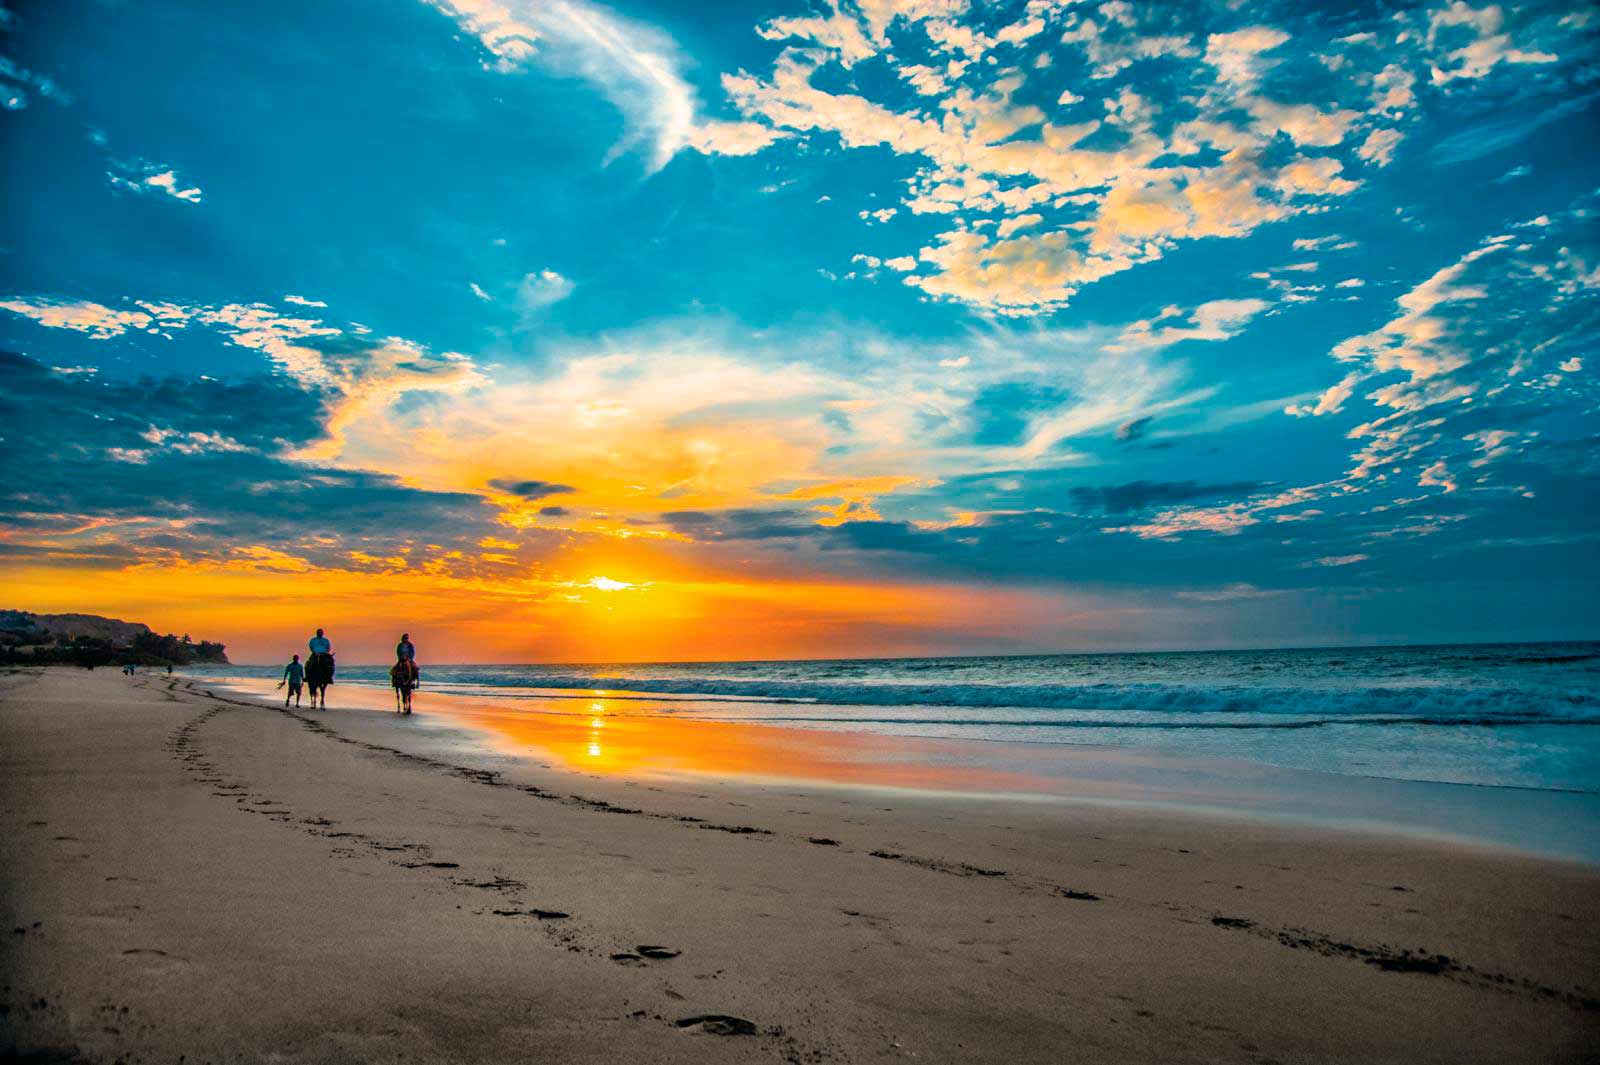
1356;127;1403;167
516;269;575;313
1114;298;1270;351
421;0;779;171
708;7;1407;313
1301;553;1369;568
1427;2;1558;85
0;298;155;339
470;282;494;301
107;162;203;204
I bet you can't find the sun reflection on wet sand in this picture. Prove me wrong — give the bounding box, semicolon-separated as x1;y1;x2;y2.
213;677;1062;794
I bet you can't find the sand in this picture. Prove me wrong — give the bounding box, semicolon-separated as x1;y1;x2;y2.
2;667;1596;1063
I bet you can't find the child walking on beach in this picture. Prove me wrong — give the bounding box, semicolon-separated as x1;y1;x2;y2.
279;653;305;708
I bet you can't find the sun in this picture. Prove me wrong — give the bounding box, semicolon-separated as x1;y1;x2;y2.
584;575;635;592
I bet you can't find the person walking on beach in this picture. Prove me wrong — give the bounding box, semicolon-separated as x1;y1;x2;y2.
279;653;305;708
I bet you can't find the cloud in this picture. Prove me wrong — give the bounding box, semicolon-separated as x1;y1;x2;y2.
516;269;574;314
1114;299;1270;351
1426;2;1558;85
1356;127;1403;166
487;479;576;499
1301;554;1369;568
0;351;502;572
1429;91;1599;164
0;298;155;339
421;0;779;171
1161;192;1599;547
1115;416;1151;442
1070;481;1266;514
0;294;485;463
1175;583;1287;602
107;161;203;204
698;1;1600;314
0;54;71;110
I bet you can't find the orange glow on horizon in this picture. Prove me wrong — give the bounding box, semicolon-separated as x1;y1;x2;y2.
0;545;1093;665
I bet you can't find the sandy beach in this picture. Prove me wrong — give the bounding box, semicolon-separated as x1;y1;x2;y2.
3;667;1597;1063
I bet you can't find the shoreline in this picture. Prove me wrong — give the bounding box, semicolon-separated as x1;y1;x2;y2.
5;667;1598;1063
204;671;1600;866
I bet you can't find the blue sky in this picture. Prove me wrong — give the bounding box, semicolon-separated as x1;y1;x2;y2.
1;0;1597;660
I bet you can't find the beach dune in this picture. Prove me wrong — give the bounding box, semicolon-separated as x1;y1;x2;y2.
2;668;1596;1063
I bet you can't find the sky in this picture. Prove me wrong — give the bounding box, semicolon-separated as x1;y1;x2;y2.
1;0;1597;664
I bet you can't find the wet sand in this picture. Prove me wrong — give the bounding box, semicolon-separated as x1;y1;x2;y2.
3;667;1597;1062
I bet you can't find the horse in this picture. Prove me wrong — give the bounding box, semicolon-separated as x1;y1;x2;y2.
305;652;335;710
390;660;417;715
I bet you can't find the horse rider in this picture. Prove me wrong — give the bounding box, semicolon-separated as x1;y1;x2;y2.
307;627;334;682
396;632;418;685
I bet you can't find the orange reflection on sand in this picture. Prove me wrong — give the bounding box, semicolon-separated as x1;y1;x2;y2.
217;676;1055;793
447;695;1052;795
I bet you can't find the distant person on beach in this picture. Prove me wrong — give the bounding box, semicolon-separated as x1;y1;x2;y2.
279;653;305;707
396;632;418;685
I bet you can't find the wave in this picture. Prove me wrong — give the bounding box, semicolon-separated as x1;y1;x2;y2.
332;670;1600;724
701;713;1600;730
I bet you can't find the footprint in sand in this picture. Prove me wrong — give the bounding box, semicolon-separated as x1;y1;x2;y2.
121;948;188;972
674;1015;757;1036
637;945;680;959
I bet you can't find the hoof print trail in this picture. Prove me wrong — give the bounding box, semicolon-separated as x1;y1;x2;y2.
869;850;1005;878
1058;889;1101;901
807;837;840;846
399;861;459;869
700;824;771;835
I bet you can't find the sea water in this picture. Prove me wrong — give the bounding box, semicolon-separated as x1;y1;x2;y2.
208;642;1600;794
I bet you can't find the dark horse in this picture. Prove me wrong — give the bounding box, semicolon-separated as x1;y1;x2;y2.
305;652;334;710
390;660;417;715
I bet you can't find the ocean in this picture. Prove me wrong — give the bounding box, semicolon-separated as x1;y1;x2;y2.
206;641;1600;794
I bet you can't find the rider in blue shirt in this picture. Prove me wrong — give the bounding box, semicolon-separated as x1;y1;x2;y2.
396;633;417;684
308;628;331;655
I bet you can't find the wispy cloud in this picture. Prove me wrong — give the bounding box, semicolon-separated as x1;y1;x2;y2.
421;0;777;170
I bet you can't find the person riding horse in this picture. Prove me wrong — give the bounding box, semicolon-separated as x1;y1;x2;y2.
384;639;416;713
391;634;419;715
305;628;335;710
